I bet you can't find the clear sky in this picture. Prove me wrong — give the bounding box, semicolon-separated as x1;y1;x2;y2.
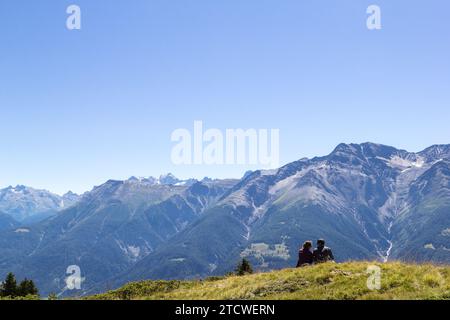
1;0;449;194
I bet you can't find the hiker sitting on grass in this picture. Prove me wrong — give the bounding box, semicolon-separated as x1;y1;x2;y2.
296;241;313;267
313;239;335;264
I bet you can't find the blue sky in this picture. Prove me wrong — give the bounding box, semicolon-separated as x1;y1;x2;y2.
1;0;449;194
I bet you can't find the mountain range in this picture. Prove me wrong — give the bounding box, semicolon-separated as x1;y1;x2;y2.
0;186;80;224
0;143;449;296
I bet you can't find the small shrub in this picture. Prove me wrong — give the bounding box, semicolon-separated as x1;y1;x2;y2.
314;274;332;285
205;276;225;282
235;259;253;276
48;293;58;300
423;273;442;288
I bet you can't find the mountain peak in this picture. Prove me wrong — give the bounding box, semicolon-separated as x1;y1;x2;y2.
332;143;353;152
4;185;29;193
0;185;77;222
62;190;79;198
419;144;450;162
125;174;199;186
329;142;409;162
158;173;179;183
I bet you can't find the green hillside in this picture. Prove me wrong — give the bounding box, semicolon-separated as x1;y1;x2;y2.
88;261;450;300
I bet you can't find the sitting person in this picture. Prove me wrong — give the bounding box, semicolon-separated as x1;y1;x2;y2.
296;241;313;267
313;239;335;263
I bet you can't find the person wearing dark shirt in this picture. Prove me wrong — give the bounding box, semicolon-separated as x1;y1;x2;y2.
313;239;335;263
296;241;313;267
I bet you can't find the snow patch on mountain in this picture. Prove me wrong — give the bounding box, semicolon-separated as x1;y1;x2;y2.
127;246;141;259
116;240;143;261
387;156;425;170
170;258;186;263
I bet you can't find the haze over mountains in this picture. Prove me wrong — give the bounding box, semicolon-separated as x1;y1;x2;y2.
0;186;80;224
0;143;449;296
0;174;201;225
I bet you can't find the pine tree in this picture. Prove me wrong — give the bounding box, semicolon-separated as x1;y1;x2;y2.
1;272;18;297
18;278;39;297
235;258;253;276
26;279;39;296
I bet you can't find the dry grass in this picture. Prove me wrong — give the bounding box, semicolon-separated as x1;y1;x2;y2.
87;261;450;300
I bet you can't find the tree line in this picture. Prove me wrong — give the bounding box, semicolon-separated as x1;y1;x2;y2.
0;272;39;298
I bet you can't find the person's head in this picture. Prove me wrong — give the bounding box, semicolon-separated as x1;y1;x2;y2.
303;241;313;250
317;239;325;248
